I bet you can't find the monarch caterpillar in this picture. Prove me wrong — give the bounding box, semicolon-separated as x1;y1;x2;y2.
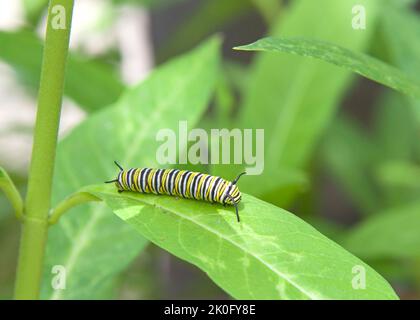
105;161;246;222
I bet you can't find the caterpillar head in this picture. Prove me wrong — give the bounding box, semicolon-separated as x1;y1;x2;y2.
225;171;246;222
225;184;241;205
105;161;125;192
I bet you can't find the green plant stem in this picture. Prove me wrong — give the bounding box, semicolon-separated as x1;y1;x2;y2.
14;0;74;300
49;191;100;225
0;167;24;221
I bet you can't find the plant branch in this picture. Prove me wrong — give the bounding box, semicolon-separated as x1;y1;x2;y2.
49;192;101;225
14;0;74;300
0;167;24;221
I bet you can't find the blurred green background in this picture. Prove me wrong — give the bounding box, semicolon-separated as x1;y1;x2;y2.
1;0;420;299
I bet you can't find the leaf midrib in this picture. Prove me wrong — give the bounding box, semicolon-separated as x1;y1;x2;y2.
100;191;320;299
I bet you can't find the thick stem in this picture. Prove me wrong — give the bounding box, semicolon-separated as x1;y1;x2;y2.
14;0;74;300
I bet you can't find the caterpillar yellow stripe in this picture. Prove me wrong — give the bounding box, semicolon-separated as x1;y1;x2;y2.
106;161;245;222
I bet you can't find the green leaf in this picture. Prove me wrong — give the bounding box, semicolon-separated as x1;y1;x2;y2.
0;30;124;112
22;0;48;25
376;161;420;189
343;202;420;259
223;60;250;96
372;90;420;206
235;37;420;99
391;0;418;6
241;167;309;208
41;37;221;299
225;0;380;204
323;92;420;212
373;92;418;162
250;0;282;26
382;6;420;78
322;117;381;215
112;0;187;10
206;60;250;128
82;184;398;300
381;6;420;123
157;0;253;62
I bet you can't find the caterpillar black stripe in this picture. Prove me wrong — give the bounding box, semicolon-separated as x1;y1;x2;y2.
105;161;245;222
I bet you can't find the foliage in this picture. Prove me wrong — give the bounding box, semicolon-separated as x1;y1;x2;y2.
0;0;419;300
74;184;398;299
